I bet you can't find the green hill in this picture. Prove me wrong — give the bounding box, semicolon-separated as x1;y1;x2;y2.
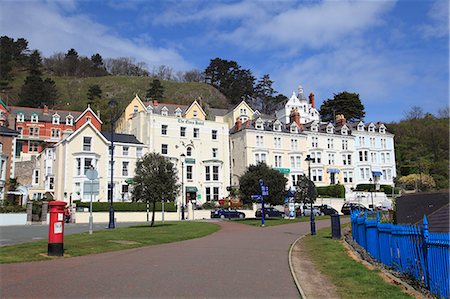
1;71;229;112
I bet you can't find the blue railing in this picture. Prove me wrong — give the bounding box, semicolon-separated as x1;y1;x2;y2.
351;211;450;299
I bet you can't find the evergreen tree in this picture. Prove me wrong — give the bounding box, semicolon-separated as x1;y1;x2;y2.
319;92;365;122
87;84;102;103
146;79;164;100
64;48;79;76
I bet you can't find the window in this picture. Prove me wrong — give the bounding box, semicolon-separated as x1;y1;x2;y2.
328;153;335;165
290;124;298;133
290;156;295;168
133;105;138;113
381;153;385;163
186;165;193;180
206;187;211;201
212;148;218;158
17;113;24;122
66;116;73;126
213;166;219;181
86;116;91;122
273;122;281;131
161;125;168;135
51;129;60;138
380;126;386;134
213;187;219;201
311;124;318;132
180;127;186;137
240;108;247;115
28;141;39;153
348;154;352;165
123;146;129;156
256;135;264;147
291;139;298;150
175;109;182;117
311;137;318;147
83;137;92;151
386;153;391;163
49;177;55;190
122;162;129;176
312;169;323;182
17;127;23;137
205;166;210;181
358;123;364;131
76;158;81;175
274;137;281;148
327;138;334;149
342;140;348;150
161;107;168;116
371;152;377;163
108;161;114;175
109;145;113;156
255;153;267;163
370;137;375;147
161;144;168;155
343;171;353;183
186;147;192;156
311;152;321;164
274;155;282;167
193;128;199;138
29;127;39;137
84;158;93;175
369;125;375;132
193;110;198;118
33;169;39;185
31;114;38;123
212;130;217;140
52;115;60;125
136;148;143;158
381;138;387;148
256;120;263;130
291;156;301;168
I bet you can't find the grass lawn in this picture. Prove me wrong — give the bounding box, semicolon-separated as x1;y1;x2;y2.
0;221;219;264
302;225;412;299
236;215;332;227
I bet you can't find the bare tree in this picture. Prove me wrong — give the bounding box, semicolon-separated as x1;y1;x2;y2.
437;105;449;118
183;69;204;82
404;106;424;120
151;65;173;80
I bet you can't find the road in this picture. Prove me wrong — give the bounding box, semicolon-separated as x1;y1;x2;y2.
0;221;151;246
1;219;340;298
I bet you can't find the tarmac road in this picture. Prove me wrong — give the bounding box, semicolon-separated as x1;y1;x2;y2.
1;218;341;299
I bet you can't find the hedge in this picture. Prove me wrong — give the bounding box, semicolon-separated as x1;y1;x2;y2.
317;184;345;198
355;184;401;195
0;205;27;213
74;201;176;212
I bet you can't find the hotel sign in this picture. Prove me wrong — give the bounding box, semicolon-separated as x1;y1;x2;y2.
178;119;204;126
274;168;290;174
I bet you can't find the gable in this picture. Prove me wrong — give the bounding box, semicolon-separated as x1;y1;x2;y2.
75;108;102;131
184;100;206;120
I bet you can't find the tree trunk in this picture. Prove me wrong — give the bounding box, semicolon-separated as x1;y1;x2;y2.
151;201;156;227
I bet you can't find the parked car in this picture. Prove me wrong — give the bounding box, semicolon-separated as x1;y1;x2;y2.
318;204;339;215
302;205;322;216
341;202;370;215
255;207;285;218
211;208;245;219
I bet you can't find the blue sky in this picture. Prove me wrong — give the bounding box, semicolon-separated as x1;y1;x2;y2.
1;0;448;122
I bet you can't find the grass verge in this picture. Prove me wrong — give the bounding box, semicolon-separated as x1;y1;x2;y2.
302;224;412;299
0;221;219;264
236;215;333;227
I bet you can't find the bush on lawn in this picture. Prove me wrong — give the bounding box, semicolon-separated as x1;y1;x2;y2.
317;184;345;198
355;184;401;195
0;205;27;213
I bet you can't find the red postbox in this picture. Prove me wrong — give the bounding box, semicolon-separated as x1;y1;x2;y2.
48;201;66;256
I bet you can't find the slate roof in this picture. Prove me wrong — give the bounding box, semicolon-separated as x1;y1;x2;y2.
0;126;19;136
230;117;305;135
101;132;143;145
209;108;229;117
143;101;189;115
426;204;449;233
9;106;82;122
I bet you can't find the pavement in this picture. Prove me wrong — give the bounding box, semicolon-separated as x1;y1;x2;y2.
1;218;339;299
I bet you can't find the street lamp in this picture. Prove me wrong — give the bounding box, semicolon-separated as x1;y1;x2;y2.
305;154;316;236
180;153;186;220
369;177;374;210
108;99;117;229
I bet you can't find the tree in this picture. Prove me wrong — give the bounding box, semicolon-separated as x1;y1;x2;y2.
19;50;58;107
146;79;164;100
182;69;204;82
398;173;436;191
253;74;287;114
87;84;102;103
319;92;365;122
239;163;287;205
90;53;108;76
437;105;449;119
132;153;180;226
204;57;255;105
152;65;173;80
64;48;79;76
294;175;317;204
403;106;424;120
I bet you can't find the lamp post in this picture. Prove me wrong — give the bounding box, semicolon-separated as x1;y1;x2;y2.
180;153;185;220
369;177;374;210
108;99;117;229
305;154;315;235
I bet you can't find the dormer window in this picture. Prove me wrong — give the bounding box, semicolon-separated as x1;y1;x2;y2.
255;119;264;130
52;114;60;125
175;108;182;117
66;115;73;126
357;122;365;131
341;127;348;135
31;114;38;123
368;124;375;133
240;116;248;123
326;124;334;134
273;122;281;132
311;124;318;132
379;126;386;134
161;107;168;116
17;113;24;122
290;124;298;133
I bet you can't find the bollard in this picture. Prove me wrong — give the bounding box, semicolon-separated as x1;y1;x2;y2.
331;214;341;239
48;201;66;256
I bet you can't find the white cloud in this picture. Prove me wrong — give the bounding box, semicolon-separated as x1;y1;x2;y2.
0;1;193;70
418;0;449;39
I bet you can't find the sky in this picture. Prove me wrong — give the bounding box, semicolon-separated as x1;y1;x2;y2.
1;0;448;122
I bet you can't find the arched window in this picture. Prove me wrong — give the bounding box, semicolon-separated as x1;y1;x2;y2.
186;147;192;156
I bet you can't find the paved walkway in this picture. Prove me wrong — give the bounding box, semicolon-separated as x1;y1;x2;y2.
1;219;334;298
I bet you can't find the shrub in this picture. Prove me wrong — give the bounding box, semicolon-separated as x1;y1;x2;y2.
355;184;401;195
201;201;218;210
317;185;345;198
0;205;27;213
74;201;176;212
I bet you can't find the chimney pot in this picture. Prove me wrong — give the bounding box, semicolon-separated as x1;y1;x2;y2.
43;105;49;115
153;99;158;107
235;117;242;131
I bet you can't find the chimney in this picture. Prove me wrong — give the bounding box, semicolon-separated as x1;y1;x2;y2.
289;107;301;127
235;117;242;131
336;114;346;126
152;99;158;107
43;105;49;115
197;96;202;107
309;92;315;108
97;110;101;120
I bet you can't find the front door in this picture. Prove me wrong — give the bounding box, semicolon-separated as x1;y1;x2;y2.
330;173;336;185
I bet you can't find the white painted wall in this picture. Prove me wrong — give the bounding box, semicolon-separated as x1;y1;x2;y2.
0;213;27;226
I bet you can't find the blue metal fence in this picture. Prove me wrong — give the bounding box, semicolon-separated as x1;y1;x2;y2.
351;211;450;299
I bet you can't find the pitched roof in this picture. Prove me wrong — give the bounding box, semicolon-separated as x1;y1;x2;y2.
0;126;19;136
9;106;82;122
101;132;143;144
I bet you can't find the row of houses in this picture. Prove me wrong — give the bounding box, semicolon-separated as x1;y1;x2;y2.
0;83;396;209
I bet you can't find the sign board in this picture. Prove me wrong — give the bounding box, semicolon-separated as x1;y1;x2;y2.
86;169;98;180
185;158;196;164
83;181;100;195
261;186;269;196
197;194;201;199
54;222;62;234
251;195;262;201
274;168;290;174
